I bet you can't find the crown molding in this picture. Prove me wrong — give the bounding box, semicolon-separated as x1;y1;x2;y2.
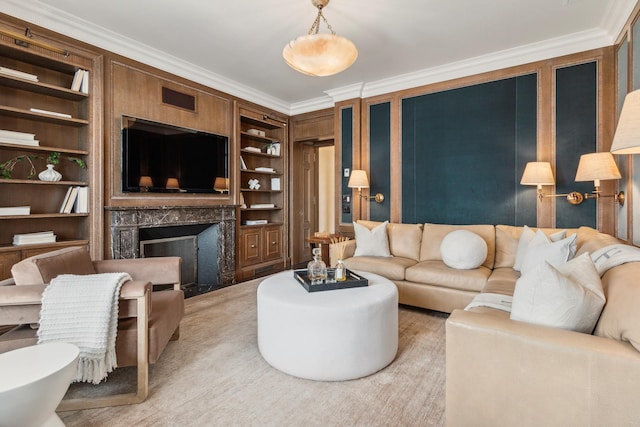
600;0;638;41
0;0;292;115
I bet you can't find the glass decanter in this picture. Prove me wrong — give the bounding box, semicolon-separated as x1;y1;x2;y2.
307;247;327;285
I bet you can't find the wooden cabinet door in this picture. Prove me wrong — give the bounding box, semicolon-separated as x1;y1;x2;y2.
240;229;262;266
263;226;282;261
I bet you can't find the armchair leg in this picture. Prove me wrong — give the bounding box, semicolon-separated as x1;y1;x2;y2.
57;290;150;411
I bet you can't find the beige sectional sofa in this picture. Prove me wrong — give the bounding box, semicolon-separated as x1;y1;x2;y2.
331;220;640;425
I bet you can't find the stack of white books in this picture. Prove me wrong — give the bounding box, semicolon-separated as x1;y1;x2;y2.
255;166;275;173
244;219;268;225
70;69;89;93
0;206;31;216
29;108;72;119
250;203;275;209
60;186;89;213
13;231;56;246
0;129;39;147
0;66;38;82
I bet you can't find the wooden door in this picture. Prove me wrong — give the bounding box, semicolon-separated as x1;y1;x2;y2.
291;144;317;266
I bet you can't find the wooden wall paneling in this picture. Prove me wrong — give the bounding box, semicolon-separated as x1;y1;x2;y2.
106;60;233;209
335;99;360;234
537;63;555;228
615;36;630;241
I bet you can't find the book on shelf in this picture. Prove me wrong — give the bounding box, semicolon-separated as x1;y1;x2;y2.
244;219;268;225
0;206;31;216
255;166;275;173
239;192;246;208
240;156;247;170
0;129;39;146
74;186;89;213
29;108;72;119
243;146;262;153
81;70;89;94
250;203;275;209
13;230;56;246
272;142;281;156
0;66;38;82
61;186;79;213
70;69;85;91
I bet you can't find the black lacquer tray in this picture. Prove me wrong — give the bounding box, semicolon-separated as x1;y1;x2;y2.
293;269;368;292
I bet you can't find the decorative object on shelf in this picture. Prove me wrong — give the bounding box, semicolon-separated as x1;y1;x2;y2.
248;178;261;190
38;163;62;182
306;247;327;285
0;154;38;179
347;169;385;203
247;128;266;137
282;0;358;77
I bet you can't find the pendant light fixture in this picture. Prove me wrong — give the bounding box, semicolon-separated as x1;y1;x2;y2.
282;0;358;77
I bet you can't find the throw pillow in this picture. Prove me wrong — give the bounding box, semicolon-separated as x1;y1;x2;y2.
11;246;96;285
513;226;567;272
520;232;577;275
440;230;487;269
353;220;391;257
511;253;605;333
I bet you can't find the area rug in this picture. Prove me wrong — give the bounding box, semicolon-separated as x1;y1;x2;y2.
60;276;448;426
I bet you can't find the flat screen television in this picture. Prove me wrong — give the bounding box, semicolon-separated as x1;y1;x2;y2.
121;116;229;194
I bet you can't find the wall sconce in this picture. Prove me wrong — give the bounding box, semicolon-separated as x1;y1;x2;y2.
165;177;180;190
347;169;384;203
520;162;555;201
573;152;624;206
138;175;153;192
213;177;229;193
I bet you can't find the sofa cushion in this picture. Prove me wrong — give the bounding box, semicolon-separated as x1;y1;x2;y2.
494;225;576;269
343;256;416;281
595;262;640;352
405;260;491;292
575;226;622;258
356;220;423;260
353;221;391;257
513;226;566;271
484;267;520;296
420;224;495;269
520;232;577;274
511;253;605;333
11;246;96;286
440;230;487;270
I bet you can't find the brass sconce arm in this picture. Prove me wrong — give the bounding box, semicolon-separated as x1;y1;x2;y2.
566;189;625;206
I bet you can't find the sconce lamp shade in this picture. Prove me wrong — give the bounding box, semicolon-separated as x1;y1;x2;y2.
575;152;621;184
520;162;555;186
165;177;180;189
347;169;369;189
213;177;229;192
138;175;153;188
610;89;640;154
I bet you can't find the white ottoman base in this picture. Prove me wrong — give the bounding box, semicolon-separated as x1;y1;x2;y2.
257;271;398;381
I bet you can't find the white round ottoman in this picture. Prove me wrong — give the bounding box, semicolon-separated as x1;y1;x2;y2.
257;270;398;381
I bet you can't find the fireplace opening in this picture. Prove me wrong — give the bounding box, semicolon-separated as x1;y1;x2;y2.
139;223;221;297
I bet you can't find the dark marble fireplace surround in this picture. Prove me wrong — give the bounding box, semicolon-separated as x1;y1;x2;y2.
107;206;236;294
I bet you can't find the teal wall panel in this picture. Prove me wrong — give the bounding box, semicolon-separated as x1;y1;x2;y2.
341;107;353;224
555;62;597;229
401;74;537;225
369;102;391;222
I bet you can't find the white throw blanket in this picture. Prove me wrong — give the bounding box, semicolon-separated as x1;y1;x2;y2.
464;293;513;312
38;272;131;384
590;244;640;276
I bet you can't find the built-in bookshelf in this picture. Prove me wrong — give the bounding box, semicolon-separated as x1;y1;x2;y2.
0;20;102;279
236;105;288;280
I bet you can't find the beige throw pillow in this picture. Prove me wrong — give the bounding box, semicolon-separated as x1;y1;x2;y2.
353;220;391;257
511;253;605;333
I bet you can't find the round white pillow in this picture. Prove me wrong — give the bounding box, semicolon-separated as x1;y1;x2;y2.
440;230;488;270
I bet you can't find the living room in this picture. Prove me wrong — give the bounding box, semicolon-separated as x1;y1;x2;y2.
1;1;640;426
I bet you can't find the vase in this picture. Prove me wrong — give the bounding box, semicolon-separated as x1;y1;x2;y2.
38;164;62;182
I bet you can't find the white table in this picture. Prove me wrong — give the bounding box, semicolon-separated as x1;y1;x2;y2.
257;270;398;381
0;343;79;427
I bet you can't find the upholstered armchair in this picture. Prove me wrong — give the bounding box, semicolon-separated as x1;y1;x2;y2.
0;246;185;410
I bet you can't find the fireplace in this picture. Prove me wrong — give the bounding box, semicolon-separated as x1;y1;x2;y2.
107;206;236;295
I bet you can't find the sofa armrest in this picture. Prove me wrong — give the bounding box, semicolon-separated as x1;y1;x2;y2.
329;240;357;266
94;257;181;287
446;309;640;427
0;284;45;306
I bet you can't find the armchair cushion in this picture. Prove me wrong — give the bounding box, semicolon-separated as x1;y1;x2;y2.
11;247;96;286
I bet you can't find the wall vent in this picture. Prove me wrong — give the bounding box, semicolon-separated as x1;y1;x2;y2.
162;87;196;111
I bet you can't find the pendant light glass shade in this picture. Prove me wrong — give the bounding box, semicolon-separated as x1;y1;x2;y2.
283;0;357;77
283;33;357;77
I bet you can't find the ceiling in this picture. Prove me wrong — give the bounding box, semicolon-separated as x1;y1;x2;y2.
1;0;636;115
